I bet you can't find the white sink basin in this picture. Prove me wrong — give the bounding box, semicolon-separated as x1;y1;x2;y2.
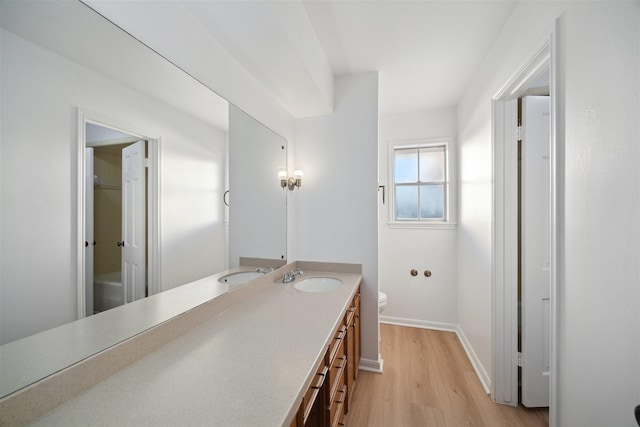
218;271;265;286
294;277;343;293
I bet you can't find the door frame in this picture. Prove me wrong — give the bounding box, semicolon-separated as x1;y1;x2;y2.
76;109;161;318
491;24;559;426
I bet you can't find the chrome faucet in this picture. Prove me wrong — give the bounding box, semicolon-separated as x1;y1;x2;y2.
256;267;273;274
283;268;303;283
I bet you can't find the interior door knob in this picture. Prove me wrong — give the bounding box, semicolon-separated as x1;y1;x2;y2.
117;241;125;247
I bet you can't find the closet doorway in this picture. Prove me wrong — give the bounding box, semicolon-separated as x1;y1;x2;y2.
491;31;558;422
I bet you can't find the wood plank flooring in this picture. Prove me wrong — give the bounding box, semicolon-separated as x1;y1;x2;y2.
345;324;548;426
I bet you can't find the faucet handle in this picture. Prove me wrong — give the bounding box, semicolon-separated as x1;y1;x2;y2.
292;268;303;275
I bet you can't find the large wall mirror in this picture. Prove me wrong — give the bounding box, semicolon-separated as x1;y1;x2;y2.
0;0;286;398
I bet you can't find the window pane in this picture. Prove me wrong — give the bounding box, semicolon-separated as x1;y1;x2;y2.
419;146;445;182
394;148;418;183
396;185;418;219
420;185;444;219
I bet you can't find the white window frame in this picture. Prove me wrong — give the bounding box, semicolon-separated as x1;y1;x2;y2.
387;137;456;229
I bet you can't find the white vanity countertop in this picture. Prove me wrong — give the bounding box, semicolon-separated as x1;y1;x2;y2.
28;270;361;427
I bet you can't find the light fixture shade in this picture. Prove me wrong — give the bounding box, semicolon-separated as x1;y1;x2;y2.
293;169;304;179
277;170;287;180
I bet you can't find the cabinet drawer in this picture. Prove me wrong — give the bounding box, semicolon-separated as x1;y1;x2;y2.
328;339;346;400
344;305;355;326
328;385;347;427
344;293;359;326
328;325;347;366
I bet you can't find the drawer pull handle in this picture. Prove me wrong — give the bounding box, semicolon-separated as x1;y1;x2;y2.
336;355;346;369
336;390;346;404
312;366;328;389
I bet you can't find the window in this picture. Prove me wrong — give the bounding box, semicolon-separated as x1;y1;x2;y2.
389;138;455;227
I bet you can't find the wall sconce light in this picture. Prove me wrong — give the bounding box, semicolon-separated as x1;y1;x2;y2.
278;169;304;190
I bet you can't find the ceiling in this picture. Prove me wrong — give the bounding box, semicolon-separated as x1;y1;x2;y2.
7;0;519;120
179;0;518;116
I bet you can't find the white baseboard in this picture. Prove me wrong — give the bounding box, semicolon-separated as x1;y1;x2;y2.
454;326;491;394
380;316;491;394
380;315;458;332
359;355;384;374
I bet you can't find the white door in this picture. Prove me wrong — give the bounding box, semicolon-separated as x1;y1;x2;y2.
521;95;551;407
121;140;146;304
85;148;95;317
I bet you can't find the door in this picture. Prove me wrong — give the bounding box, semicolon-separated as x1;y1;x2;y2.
121;140;146;304
85;148;95;316
520;95;551;407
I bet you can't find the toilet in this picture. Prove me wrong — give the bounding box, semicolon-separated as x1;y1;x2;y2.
378;292;387;345
378;291;387;313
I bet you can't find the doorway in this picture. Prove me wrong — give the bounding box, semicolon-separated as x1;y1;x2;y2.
518;93;551;408
86;126;146;314
491;32;558;424
77;110;161;319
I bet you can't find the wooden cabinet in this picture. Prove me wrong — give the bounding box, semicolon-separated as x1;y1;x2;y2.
344;291;360;413
292;287;360;427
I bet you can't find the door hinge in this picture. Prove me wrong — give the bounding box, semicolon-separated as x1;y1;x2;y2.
517;352;523;367
517;125;523;142
144;158;150;168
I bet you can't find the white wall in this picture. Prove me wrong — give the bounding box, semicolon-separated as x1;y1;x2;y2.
457;2;640;425
0;31;227;344
558;3;639;425
378;108;458;326
295;73;380;367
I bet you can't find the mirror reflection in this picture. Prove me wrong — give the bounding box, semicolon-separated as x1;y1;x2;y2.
85;124;146;315
229;104;287;267
0;0;286;397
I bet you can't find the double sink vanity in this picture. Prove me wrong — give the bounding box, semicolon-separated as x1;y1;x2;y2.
1;3;363;425
0;261;362;426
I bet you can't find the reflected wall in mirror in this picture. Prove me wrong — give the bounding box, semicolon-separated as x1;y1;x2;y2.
229;105;287;268
0;0;286;398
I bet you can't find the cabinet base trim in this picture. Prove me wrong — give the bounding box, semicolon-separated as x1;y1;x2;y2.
358;356;383;374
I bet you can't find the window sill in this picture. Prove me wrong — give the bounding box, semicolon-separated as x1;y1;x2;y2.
387;221;457;230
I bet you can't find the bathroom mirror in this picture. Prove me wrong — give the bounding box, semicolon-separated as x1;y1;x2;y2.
0;0;286;398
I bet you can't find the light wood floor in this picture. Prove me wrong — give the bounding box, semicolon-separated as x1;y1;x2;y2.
345;324;548;426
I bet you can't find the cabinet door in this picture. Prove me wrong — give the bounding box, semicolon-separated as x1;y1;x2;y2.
354;292;361;381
